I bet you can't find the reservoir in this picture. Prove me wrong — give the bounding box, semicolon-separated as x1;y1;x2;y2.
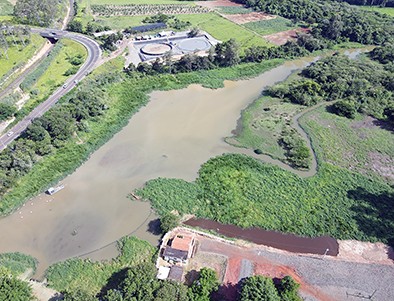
0;53;357;277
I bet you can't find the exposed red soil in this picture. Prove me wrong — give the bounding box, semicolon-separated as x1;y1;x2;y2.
223;12;276;24
264;27;310;45
198;236;335;301
196;0;242;8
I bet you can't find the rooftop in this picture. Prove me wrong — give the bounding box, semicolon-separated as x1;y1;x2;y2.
171;234;194;252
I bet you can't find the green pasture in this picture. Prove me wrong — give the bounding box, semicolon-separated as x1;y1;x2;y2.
300;106;394;183
216;6;254;14
177;13;272;49
93;15;146;29
243;16;298;36
231;96;304;161
0;34;45;86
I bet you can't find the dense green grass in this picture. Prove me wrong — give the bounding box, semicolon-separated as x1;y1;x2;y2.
0;58;283;215
217;6;254;14
243;16;298;36
46;236;155;295
0;34;45;87
137;154;394;245
300;106;394;183
0;0;13;16
93;15;146;29
230;96;304;161
360;6;394;17
0;253;37;276
176;13;273;49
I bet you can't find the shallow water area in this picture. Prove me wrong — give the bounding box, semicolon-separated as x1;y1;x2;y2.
0;53;360;277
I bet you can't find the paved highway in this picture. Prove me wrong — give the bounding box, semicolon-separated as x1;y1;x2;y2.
0;30;101;151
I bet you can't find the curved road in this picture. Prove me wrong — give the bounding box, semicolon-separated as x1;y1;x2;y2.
0;29;101;151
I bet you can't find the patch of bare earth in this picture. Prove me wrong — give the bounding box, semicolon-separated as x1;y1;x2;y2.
368;152;394;181
196;0;242;8
222;12;276;24
264;28;310;46
338;240;394;265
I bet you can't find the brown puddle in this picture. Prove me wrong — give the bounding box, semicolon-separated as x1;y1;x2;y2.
184;218;339;256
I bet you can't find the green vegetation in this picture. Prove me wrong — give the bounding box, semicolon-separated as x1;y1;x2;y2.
229;96;304;163
239;275;301;301
20;39;87;112
239;0;394;45
0;253;37;276
177;13;272;50
0;103;16;121
0;57;282;215
0;268;34;301
300;106;394;182
0;0;13;16
188;268;219;301
360;6;394;17
13;0;59;26
92;0;182;4
159;212;181;233
137;153;394;245
243;17;297;36
91;4;207;16
217;6;254;14
46;236;156;295
0;33;44;86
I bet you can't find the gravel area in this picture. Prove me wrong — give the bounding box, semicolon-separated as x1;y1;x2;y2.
239;259;253;281
256;249;394;301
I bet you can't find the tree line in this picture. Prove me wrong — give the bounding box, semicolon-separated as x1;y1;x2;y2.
267;45;394;121
13;0;59;27
0;73;115;198
0;22;31;59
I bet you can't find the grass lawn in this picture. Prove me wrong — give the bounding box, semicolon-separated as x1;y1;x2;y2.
0;0;13;16
243;16;298;36
300;106;394;183
230;96;304;161
27;39;87;106
360;6;394;17
0;34;45;86
177;13;273;50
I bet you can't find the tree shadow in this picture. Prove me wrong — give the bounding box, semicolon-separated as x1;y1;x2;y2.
348;187;394;254
372;119;394;133
48;293;63;301
147;218;162;236
98;268;129;298
184;269;199;286
212;282;239;301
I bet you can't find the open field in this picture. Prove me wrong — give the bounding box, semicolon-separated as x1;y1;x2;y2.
300;106;394;183
360;6;394;17
216;6;254;14
0;34;46;87
176;13;272;49
243;16;298;36
230;96;304;162
0;0;13;16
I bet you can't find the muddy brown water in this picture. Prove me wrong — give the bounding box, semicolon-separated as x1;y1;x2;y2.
0;51;364;277
184;218;339;256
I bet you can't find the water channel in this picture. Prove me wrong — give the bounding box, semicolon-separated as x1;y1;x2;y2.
0;50;366;277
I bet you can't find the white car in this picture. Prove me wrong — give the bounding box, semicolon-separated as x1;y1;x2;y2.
7;131;13;137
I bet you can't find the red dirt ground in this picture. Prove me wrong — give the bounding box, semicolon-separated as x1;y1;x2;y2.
264;28;310;45
196;0;242;8
198;236;335;301
223;12;276;24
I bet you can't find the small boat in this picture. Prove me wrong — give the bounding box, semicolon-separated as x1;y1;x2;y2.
47;185;65;195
